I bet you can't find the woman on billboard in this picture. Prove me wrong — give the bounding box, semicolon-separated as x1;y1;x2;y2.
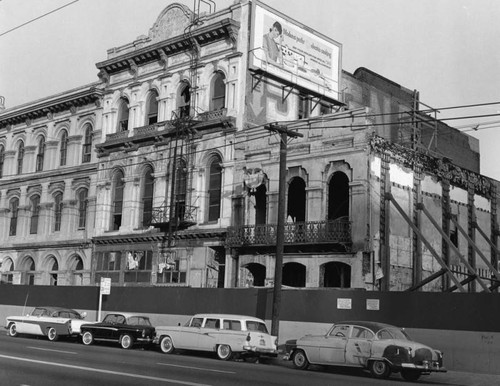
262;21;283;64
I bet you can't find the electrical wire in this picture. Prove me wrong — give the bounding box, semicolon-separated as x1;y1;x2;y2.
0;0;80;38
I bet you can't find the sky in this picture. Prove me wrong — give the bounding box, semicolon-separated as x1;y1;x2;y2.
1;0;500;179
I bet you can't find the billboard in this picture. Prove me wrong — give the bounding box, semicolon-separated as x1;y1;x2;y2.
251;2;341;101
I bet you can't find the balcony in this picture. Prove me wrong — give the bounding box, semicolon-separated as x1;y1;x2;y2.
150;202;198;230
226;218;352;251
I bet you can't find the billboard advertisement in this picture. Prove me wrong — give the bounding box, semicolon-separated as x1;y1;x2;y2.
251;2;341;101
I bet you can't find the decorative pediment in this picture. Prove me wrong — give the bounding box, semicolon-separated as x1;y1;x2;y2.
149;3;193;44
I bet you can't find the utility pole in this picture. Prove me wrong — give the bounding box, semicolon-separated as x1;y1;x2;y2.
265;123;303;337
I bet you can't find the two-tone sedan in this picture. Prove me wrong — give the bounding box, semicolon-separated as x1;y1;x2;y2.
5;306;90;341
285;321;446;381
80;313;155;349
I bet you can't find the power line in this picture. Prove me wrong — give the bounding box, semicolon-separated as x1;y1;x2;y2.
0;0;80;38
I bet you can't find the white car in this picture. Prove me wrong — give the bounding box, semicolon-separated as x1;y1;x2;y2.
6;306;91;341
155;313;278;361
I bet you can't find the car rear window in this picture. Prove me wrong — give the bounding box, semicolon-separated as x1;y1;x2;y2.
376;327;409;340
246;321;268;333
223;320;242;331
128;316;152;326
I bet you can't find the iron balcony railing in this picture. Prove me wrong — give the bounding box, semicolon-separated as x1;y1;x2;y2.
150;202;198;227
226;217;352;247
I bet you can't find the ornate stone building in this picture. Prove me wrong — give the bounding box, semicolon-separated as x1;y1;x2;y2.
1;1;498;292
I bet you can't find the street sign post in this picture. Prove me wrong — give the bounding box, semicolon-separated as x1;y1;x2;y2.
98;277;111;321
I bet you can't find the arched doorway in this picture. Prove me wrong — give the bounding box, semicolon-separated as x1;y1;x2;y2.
328;172;349;220
287;178;306;222
321;261;351;288
282;262;306;287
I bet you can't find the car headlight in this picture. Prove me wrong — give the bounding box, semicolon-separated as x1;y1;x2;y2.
142;329;146;338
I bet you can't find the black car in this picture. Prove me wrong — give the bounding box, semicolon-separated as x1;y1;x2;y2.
80;313;155;349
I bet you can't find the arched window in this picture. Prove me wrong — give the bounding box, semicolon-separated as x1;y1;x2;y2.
30;195;40;234
141;168;154;227
282;262;306;287
321;261;351;288
0;144;5;178
9;198;19;236
0;258;14;284
117;98;129;132
77;188;88;229
82;124;92;163
54;192;63;232
207;156;222;222
36;136;45;172
60;130;68;166
210;72;226;111
146;91;159;125
23;256;36;285
49;257;59;286
17;141;24;174
178;82;191;118
69;255;84;286
175;158;187;222
112;170;125;230
244;263;266;287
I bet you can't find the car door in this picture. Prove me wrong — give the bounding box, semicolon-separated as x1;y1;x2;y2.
197;318;219;350
177;317;205;349
345;326;374;366
318;324;350;364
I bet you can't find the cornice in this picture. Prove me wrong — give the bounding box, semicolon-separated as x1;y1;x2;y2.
95;19;240;76
0;86;103;129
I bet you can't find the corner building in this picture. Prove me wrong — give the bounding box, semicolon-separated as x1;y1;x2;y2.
1;1;499;292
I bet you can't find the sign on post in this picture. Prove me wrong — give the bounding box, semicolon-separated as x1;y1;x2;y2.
98;277;111;321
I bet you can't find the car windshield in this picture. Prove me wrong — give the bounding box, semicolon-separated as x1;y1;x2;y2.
246;321;268;333
127;316;152;326
376;327;411;340
103;314;126;324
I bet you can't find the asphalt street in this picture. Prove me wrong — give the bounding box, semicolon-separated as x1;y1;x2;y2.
0;333;499;386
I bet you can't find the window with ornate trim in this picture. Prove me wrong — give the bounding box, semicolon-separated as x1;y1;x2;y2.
17;141;24;174
30;195;40;234
54;192;63;232
82;124;92;163
9;198;19;236
207;156;222;222
146;91;159;125
117;98;129;132
0;144;5;178
77;188;88;229
178;83;191;118
141;168;154;227
60;130;68;166
210;72;226;111
36;136;45;172
112;170;125;230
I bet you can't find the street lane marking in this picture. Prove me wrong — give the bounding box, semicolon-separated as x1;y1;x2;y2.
157;362;236;374
27;347;78;355
0;354;211;386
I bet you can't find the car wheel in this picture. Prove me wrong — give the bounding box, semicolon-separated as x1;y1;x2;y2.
8;323;18;337
160;336;175;354
401;369;422;381
82;331;94;345
369;360;391;379
47;327;58;342
292;350;309;370
120;334;134;349
216;344;233;360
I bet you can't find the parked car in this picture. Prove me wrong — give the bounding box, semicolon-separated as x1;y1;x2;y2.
154;313;278;361
284;320;446;381
5;306;90;341
80;313;155;349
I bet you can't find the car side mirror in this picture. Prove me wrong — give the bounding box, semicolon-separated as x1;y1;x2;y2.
81;312;87;319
